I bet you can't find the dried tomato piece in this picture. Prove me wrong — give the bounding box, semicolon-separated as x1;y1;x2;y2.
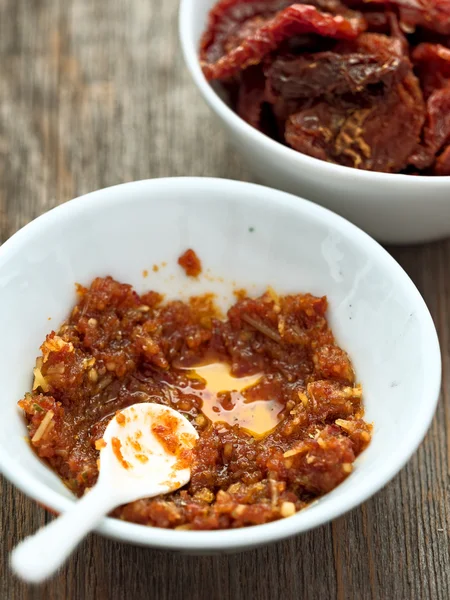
200;0;295;64
345;0;450;34
362;10;390;33
265;33;407;102
285;71;425;172
412;43;450;97
408;83;450;169
423;84;450;147
407;44;450;169
200;0;364;65
376;0;450;35
201;4;366;81
236;65;268;128
387;10;409;52
434;144;450;174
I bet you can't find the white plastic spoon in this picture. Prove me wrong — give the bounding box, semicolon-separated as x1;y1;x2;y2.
11;402;199;583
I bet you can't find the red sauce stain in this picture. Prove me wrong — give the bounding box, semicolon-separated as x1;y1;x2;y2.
151;413;182;456
174;447;194;470
111;437;130;469
95;438;107;450
135;453;149;463
233;288;248;301
180;432;197;448
178;249;202;278
127;436;142;452
116;412;126;426
142;270;149;278
152;264;159;272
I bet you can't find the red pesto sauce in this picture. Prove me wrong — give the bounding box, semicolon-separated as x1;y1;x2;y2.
19;251;371;530
178;248;202;278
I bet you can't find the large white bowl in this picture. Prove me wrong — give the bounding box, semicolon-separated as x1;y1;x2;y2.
0;178;441;553
179;0;450;245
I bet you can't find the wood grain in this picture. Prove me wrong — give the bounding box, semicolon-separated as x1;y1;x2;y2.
0;1;449;598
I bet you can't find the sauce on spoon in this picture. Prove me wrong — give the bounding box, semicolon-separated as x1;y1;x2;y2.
11;403;198;584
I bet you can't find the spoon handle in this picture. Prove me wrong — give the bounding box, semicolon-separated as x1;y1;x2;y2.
10;485;116;583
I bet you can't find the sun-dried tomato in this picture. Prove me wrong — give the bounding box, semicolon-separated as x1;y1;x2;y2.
201;4;366;80
236;65;268;128
423;84;450;149
200;0;450;174
285;71;425;171
412;42;450;96
403;1;450;35
387;11;409;52
434;144;450;174
406;44;450;169
408;83;450;169
376;0;450;35
346;0;450;34
362;10;390;33
265;33;407;102
200;0;295;65
200;0;364;65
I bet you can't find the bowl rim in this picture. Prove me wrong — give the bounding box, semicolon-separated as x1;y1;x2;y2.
178;0;450;187
0;177;442;551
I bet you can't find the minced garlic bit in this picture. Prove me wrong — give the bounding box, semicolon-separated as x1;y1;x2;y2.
342;463;353;473
283;448;299;458
335;418;351;431
280;501;296;518
283;444;307;458
194;488;215;503
33;358;50;393
270;478;279;507
335;418;369;436
42;335;74;363
83;357;96;369
137;305;150;313
298;391;309;407
278;315;285;336
267;286;280;308
31;410;54;443
33;336;75;391
195;414;207;427
348;385;363;398
233;505;246;516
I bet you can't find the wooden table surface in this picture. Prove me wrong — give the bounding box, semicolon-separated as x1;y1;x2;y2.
0;1;449;598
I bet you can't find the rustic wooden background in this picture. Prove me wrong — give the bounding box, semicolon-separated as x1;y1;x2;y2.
0;1;449;598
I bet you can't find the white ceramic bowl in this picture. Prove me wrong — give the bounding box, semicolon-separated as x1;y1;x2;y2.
179;0;450;245
0;178;441;553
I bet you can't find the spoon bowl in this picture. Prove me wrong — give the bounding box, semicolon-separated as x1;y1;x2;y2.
99;403;198;503
10;403;198;583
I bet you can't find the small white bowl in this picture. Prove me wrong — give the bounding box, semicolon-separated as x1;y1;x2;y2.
179;0;450;244
0;178;441;553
